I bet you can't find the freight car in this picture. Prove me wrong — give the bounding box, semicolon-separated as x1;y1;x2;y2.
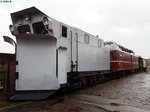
138;56;147;71
0;53;15;96
3;7;144;101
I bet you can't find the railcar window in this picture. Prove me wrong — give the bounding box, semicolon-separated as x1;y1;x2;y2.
32;22;48;34
62;26;67;38
18;25;31;34
119;53;123;60
98;40;102;47
84;34;89;44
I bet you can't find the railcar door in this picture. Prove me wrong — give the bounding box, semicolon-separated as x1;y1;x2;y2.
70;30;78;72
58;48;67;84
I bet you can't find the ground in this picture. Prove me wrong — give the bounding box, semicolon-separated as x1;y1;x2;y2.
1;72;150;112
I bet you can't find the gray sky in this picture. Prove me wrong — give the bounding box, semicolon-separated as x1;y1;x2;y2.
0;0;150;58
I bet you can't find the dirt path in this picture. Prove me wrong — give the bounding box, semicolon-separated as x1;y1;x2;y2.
1;72;150;112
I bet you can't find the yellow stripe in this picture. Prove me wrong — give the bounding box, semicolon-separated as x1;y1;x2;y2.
110;61;131;64
111;60;139;64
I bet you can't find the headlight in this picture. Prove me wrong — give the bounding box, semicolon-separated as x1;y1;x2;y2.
9;25;15;35
24;15;30;21
43;17;50;30
43;17;49;26
43;17;53;36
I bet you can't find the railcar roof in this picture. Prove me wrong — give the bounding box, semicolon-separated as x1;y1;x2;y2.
104;41;134;54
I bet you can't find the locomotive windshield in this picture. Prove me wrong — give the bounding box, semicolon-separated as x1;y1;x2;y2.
32;22;48;34
18;25;31;34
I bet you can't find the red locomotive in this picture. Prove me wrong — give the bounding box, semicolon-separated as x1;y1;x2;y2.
105;41;139;73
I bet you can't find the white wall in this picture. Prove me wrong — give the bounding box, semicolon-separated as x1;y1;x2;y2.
16;35;60;90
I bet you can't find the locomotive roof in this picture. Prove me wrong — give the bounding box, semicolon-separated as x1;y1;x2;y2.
11;7;101;41
11;7;49;23
104;41;134;54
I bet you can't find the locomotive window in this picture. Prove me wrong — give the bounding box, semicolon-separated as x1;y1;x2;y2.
98;40;102;47
119;53;123;60
84;34;89;44
18;25;31;34
62;26;67;38
32;22;48;34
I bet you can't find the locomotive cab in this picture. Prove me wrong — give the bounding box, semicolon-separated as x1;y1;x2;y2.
10;7;54;37
9;7;60;100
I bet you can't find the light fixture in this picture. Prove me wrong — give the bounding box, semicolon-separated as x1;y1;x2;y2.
9;25;15;35
43;17;54;36
24;15;30;21
43;17;49;26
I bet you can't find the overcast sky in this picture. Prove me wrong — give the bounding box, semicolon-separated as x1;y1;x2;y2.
0;0;150;58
